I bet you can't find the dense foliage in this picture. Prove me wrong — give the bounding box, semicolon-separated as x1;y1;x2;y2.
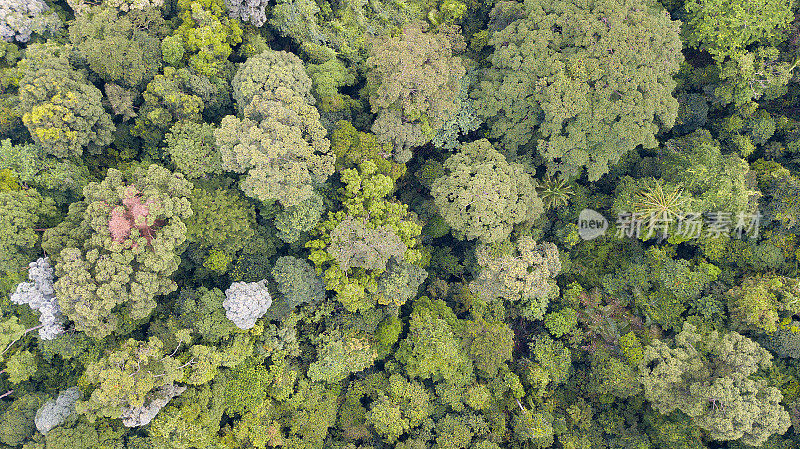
1;0;800;447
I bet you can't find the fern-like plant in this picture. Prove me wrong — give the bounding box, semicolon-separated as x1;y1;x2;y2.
537;174;575;210
631;179;689;228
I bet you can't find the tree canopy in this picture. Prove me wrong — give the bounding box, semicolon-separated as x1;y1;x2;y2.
1;0;800;447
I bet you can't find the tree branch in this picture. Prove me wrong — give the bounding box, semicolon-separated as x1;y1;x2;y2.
1;324;44;357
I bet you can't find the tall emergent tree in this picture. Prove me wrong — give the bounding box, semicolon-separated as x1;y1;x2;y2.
366;21;467;162
216;49;334;207
44;164;193;339
430;139;543;243
474;0;683;181
639;323;791;446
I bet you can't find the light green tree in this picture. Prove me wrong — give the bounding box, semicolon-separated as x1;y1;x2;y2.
395;297;473;385
639;323;791;446
683;0;793;64
366;22;466;162
165;121;223;179
69;6;163;88
132;66;207;150
230;48;313;114
274;192;325;245
725;275;800;333
306;161;423;312
3;350;36;384
307;328;377;384
374;256;428;307
148;381;226;449
471;235;561;320
366;374;431;443
75;334;202;422
0;139;94;205
170;0;243;77
0;188;56;275
460;318;514;378
524;334;571;397
431;139;543;243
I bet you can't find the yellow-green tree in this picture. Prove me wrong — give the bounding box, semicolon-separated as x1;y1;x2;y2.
639;323;791;446
17;43;115;158
306;161;424;312
431;139;543;243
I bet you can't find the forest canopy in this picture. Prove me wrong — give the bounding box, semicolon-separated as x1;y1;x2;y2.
1;0;800;447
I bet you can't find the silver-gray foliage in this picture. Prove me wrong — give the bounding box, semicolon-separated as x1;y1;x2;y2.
0;0;60;43
10;257;64;340
120;383;186;427
35;387;80;435
223;280;272;329
224;0;268;27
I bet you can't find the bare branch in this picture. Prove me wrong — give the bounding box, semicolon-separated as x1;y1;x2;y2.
1;324;44;357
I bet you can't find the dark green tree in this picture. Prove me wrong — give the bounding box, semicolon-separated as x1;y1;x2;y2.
0;188;56;276
69;6;163;89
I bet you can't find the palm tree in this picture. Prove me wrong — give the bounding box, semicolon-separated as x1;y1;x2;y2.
631;179;690;236
536;174;575;210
